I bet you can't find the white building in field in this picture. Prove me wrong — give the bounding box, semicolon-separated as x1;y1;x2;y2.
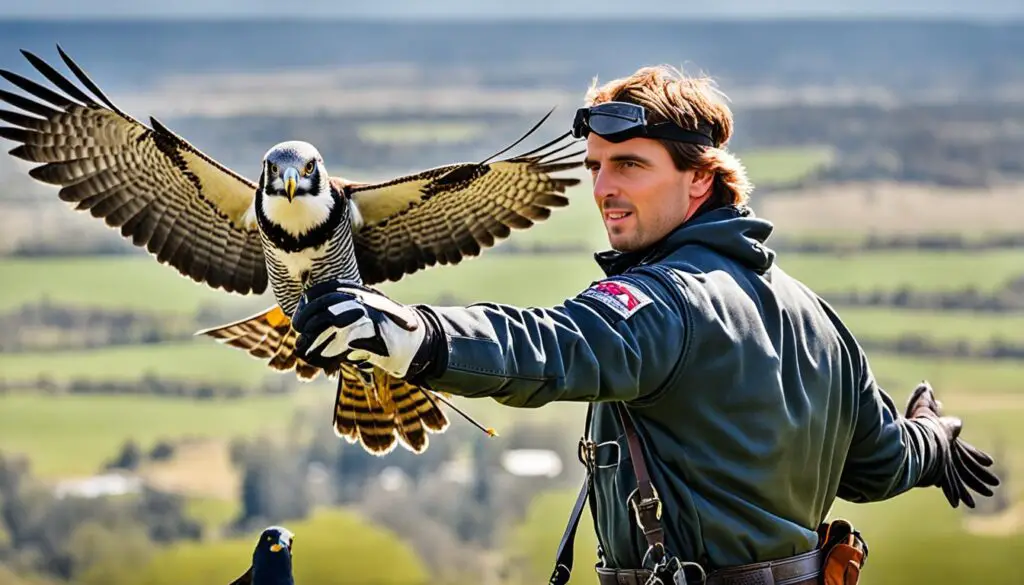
53;473;143;499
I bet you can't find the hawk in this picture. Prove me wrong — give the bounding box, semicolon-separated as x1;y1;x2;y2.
0;46;582;455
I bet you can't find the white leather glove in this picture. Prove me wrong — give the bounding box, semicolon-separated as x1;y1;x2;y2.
292;280;428;378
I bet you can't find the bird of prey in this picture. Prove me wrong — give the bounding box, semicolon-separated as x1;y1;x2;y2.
229;526;295;585
0;46;582;455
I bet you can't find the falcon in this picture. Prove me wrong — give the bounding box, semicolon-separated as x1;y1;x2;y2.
0;46;582;455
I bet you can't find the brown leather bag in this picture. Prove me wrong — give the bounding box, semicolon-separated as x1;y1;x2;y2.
816;519;868;585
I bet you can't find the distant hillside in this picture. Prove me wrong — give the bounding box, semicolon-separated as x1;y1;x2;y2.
0;20;1020;104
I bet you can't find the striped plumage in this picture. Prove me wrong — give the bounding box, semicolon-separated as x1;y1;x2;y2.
251;141;361;316
0;46;582;456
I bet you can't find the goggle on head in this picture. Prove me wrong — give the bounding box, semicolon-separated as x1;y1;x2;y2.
571;101;716;147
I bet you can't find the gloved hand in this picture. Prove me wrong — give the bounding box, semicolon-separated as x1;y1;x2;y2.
905;381;1000;508
291;279;435;379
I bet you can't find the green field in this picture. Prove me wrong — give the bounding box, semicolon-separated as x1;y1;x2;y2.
0;393;306;478
739;145;835;186
4;248;1021;317
0;341;277;384
358;120;487;145
78;508;431;585
835;307;1024;345
2;142;1022;585
777;250;1024;294
0;256;270;315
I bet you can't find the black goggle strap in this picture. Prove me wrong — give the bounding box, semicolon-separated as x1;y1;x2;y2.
572;104;716;147
642;122;716;147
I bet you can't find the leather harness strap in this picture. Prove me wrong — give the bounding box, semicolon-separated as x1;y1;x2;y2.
549;404;598;585
616;402;667;563
549;402;823;585
549;402;665;584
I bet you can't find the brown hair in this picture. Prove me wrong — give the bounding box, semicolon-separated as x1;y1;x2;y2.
584;65;752;206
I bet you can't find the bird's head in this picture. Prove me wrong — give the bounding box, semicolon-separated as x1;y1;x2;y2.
261;141;328;203
251;526;295;584
257;526;294;554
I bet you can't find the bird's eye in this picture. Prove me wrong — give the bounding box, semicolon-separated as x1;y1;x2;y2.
269;163;278;175
304;160;316;176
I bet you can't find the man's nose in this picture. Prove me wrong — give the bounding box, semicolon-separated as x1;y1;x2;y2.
592;169;618;201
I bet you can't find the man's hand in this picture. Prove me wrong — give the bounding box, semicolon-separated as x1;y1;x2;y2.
905;381;1000;508
291;279;429;378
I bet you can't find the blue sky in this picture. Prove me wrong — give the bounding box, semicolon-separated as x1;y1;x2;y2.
1;0;1022;19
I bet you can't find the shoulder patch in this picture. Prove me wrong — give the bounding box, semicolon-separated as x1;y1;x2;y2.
579;279;653;320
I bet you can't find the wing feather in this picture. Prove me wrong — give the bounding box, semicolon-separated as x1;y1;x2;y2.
348;111;584;285
0;46;267;295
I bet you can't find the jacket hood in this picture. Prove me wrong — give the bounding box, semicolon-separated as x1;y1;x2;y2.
595;205;776;276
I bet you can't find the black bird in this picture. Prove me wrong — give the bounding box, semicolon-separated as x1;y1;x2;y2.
229;526;295;585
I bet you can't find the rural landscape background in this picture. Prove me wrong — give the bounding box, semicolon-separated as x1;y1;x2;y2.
1;9;1023;585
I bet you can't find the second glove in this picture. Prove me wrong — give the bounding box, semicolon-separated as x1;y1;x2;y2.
905;381;1000;509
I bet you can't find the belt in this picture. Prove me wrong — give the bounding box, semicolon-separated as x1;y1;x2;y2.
595;548;823;585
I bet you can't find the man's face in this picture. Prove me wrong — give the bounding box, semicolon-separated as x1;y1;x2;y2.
585;134;712;252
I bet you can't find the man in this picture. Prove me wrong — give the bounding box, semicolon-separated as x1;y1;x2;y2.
290;66;999;585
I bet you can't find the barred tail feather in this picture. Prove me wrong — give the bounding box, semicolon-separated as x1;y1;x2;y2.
335;365;450;455
197;305;452;455
194;304;337;381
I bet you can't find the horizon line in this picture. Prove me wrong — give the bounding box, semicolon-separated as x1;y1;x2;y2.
0;14;1022;23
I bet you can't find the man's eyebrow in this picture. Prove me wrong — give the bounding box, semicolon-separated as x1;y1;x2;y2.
584;153;652;167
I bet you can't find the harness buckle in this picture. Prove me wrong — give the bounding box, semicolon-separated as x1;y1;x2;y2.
627;486;663;529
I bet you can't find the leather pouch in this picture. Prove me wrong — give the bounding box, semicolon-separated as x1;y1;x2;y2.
816;519;868;585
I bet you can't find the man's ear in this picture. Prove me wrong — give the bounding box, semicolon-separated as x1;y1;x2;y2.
690;169;715;199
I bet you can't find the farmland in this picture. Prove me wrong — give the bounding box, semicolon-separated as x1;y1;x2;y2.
2;133;1024;585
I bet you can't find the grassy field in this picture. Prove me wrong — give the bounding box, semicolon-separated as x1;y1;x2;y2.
77;508;431;585
357;120;487;145
2;144;1021;585
0;256;270;315
777;250;1024;294
738;145;835;186
3;247;1021;318
0;340;279;384
836;307;1024;345
0;393;308;478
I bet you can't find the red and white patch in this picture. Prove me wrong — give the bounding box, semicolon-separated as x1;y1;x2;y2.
580;279;653;319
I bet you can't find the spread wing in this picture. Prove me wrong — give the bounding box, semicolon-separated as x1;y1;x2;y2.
347;110;583;285
0;46;267;296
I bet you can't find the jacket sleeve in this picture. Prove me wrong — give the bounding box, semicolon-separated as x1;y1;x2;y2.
414;266;689;408
836;346;948;503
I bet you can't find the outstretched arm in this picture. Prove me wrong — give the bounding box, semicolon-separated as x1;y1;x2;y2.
835;361;947;502
823;303;999;508
291;267;690;409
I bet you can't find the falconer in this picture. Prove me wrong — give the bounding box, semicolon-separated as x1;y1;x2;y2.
289;65;999;585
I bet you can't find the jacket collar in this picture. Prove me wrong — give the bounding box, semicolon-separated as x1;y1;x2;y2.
594;204;775;277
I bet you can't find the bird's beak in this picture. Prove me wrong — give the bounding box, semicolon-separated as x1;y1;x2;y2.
270;536;289;553
283;167;300;202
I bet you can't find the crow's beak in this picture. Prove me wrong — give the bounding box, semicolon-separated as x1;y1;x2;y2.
283;167;299;202
270;534;290;553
